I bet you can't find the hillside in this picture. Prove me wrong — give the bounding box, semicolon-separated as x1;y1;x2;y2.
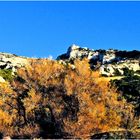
57;44;140;77
0;46;139;139
0;45;139;80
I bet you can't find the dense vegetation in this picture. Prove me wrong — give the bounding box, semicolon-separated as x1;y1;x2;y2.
111;73;140;117
115;50;140;59
0;59;138;138
0;69;14;81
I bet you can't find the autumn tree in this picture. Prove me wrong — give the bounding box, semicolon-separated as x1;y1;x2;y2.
63;59;134;138
0;58;135;138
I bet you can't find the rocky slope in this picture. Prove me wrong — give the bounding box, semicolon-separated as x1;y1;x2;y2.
0;52;28;68
0;52;28;82
57;44;140;76
0;45;139;82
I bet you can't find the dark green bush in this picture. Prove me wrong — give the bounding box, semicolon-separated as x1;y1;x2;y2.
123;68;134;76
111;74;140;116
101;74;108;77
136;70;140;75
113;69;122;76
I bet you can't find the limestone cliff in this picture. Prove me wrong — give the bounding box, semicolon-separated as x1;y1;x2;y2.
57;44;140;76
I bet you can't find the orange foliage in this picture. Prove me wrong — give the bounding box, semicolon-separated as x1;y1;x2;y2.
0;58;135;138
62;59;134;138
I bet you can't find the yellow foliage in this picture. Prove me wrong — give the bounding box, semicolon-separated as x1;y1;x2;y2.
0;58;135;138
23;88;42;114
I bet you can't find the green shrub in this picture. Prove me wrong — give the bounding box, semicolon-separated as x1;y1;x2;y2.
0;69;14;81
136;70;140;75
101;74;108;77
123;68;134;76
111;74;140;116
113;69;122;76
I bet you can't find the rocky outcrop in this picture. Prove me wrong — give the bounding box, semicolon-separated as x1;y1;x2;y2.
100;60;140;76
57;44;140;76
0;45;139;78
0;52;28;73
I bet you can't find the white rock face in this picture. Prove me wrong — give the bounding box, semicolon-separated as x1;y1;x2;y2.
57;44;140;76
67;44;89;59
88;51;99;60
100;60;140;76
68;44;80;51
59;45;118;63
0;52;28;72
103;50;116;64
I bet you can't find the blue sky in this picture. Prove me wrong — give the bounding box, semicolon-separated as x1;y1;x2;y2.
0;1;140;58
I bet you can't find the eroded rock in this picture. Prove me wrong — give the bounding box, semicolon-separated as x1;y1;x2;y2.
0;52;28;72
57;45;140;76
